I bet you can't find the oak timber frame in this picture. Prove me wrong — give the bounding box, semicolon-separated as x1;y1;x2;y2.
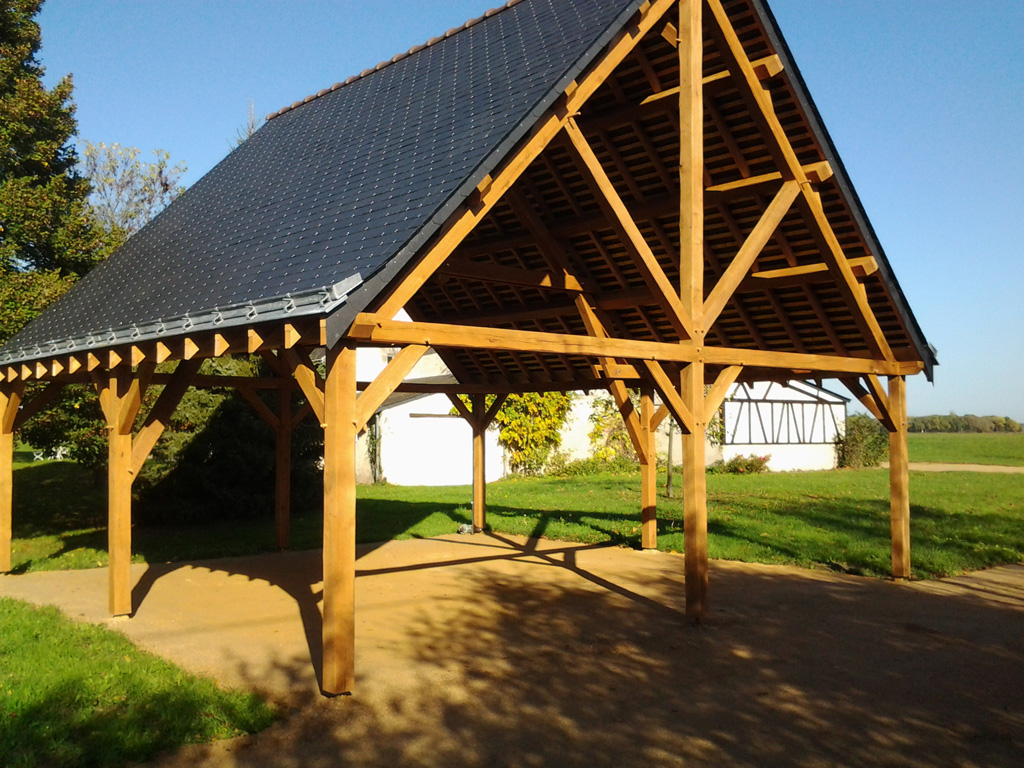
0;0;928;697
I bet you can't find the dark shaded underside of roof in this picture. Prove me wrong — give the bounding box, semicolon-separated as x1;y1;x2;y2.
2;0;643;362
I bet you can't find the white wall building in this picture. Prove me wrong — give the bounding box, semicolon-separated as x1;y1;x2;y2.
355;343;847;484
721;381;847;471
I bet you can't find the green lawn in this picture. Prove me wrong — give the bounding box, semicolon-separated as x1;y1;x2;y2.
907;432;1024;466
9;457;1024;580
0;598;275;768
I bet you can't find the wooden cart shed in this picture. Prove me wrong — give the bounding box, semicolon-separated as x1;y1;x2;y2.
0;0;935;696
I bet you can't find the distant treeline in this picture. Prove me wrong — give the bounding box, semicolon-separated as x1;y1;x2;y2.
908;414;1021;433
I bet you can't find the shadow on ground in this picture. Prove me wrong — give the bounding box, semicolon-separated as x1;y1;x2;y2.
133;535;1024;768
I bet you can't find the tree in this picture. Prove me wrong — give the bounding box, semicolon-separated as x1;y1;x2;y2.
0;0;109;276
79;141;186;246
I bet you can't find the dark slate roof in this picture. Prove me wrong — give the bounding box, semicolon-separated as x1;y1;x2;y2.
2;0;643;363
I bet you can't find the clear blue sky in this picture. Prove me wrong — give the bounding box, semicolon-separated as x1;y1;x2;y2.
36;0;1024;421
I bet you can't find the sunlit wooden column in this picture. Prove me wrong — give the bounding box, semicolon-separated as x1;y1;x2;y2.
322;343;357;695
275;385;292;550
471;394;486;531
888;375;911;578
640;386;657;549
0;386;23;573
681;363;708;619
97;370;137;617
680;0;708;619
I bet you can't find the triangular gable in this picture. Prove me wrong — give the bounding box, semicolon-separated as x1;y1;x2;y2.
338;0;934;397
0;0;934;397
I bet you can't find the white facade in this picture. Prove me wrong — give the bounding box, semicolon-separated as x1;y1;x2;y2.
354;347;503;486
355;341;846;483
721;381;846;471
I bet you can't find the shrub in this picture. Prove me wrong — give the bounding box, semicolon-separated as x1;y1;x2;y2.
835;414;888;468
545;452;638;478
707;453;771;475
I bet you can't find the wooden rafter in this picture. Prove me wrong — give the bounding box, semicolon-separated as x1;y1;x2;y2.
563;118;694;340
703;179;800;330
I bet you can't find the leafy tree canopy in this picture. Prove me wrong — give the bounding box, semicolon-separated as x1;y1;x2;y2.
80;141;186;246
0;0;109;275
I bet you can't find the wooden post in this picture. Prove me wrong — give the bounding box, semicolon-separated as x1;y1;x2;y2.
98;371;136;617
681;363;708;620
0;387;22;573
640;387;657;549
888;375;911;578
471;394;486;531
680;0;708;620
275;385;292;550
322;344;357;695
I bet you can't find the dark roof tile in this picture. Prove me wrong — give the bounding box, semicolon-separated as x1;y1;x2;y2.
3;0;643;362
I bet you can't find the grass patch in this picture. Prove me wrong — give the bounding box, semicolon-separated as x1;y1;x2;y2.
907;432;1024;466
10;460;1024;581
0;598;275;768
359;469;1024;578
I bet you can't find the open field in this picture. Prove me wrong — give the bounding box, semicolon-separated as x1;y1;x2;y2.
908;432;1024;466
8;458;1024;580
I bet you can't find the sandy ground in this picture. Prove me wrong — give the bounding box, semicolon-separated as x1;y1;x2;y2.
2;534;1024;768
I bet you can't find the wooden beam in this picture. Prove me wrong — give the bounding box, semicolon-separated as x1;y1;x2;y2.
275;386;292;550
643;360;695;434
354;345;428;433
482;393;508;430
651;403;670;431
682;360;708;622
130;359;201;479
0;386;23;573
96;371;134;617
679;0;704;339
796;191;896;362
838;375;895;433
889;375;910;579
282;349;325;424
703;180;801;330
703;366;742;424
640;386;657;549
348;315;923;377
322;344;357;695
563;118;694;340
446;392;474;422
438;259;584;294
237;387;280;431
865;374;895;429
471;394;487;531
641;54;784;105
705;162;833;198
370;0;678;322
742;256;877;291
13;381;64;431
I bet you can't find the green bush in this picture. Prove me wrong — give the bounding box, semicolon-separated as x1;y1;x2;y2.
835;414;888;468
134;356;323;524
707;453;771;474
545;452;638;478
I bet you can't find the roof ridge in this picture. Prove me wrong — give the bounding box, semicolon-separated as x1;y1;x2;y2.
266;0;528;121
